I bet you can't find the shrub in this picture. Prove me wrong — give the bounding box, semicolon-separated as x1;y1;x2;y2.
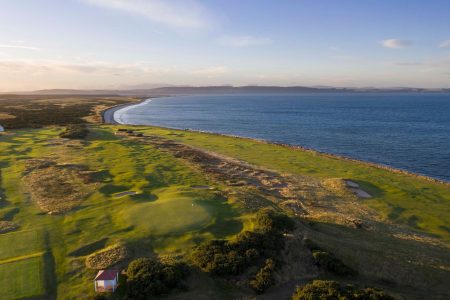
59;124;89;139
190;211;294;278
249;258;277;294
292;280;394;300
255;209;296;233
312;251;356;276
125;257;188;299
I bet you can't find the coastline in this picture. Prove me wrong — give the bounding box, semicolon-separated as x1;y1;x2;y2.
101;100;450;186
101;97;153;124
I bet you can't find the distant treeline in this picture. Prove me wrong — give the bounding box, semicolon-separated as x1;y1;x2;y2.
0;95;137;129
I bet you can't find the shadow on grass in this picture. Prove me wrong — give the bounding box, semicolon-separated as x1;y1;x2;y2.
68;238;109;257
99;184;129;195
43;231;57;300
129;193;158;202
356;180;385;198
0;207;20;221
301;220;450;298
196;194;243;239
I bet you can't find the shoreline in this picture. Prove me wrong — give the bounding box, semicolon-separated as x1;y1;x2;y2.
101;97;153;124
101;100;450;186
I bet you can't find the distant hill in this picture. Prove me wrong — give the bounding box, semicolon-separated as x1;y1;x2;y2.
4;85;450;96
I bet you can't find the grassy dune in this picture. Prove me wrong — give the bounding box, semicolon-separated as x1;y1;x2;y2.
0;125;449;299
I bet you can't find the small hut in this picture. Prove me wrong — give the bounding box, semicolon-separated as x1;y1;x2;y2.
94;269;119;292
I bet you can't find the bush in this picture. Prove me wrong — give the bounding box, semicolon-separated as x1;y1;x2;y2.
312;251;356;276
125;257;188;299
292;280;394;300
255;209;296;233
59;124;89;139
249;258;277;294
190;211;295;277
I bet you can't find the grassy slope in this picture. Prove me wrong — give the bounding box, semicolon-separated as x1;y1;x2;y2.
132;125;450;242
0;125;448;299
0;127;246;299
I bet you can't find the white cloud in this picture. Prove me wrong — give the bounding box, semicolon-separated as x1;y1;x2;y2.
217;35;272;47
80;0;215;30
0;44;40;51
0;59;174;75
381;39;412;49
439;39;450;48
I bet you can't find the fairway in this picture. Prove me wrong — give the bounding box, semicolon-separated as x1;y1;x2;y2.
0;256;46;300
0;230;43;261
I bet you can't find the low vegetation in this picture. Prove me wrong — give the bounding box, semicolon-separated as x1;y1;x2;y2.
85;244;129;269
292;280;394;300
0;221;19;234
125;257;188;299
22;160;97;214
59;124;90;139
0;95;138;129
304;238;356;276
249;258;277;294
191;210;294;292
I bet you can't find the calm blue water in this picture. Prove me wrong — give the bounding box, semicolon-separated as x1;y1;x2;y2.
115;93;450;182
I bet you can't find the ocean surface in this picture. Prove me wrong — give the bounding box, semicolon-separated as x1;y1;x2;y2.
115;93;450;182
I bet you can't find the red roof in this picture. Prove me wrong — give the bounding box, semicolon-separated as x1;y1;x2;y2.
95;269;119;281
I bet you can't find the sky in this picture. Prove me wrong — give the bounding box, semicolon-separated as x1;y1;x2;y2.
0;0;449;91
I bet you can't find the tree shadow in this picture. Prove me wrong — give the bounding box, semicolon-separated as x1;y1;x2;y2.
68;238;109;257
196;194;243;239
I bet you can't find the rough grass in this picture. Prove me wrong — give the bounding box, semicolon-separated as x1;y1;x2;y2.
85;244;128;269
1;125;449;299
131;125;450;242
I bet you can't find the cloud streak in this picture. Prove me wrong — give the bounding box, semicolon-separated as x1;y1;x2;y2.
217;35;272;47
439;39;450;48
80;0;215;31
381;39;412;49
0;44;41;51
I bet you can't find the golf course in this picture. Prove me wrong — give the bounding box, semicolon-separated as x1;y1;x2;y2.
0;122;449;299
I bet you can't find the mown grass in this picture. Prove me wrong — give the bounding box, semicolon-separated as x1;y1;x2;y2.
0;255;46;299
130;125;450;242
1;125;448;299
0;126;247;299
0;230;43;261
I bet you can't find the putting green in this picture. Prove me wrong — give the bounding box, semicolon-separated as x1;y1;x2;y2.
122;189;214;236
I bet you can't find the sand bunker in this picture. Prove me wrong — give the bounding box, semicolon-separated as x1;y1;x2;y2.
114;191;138;198
345;180;372;199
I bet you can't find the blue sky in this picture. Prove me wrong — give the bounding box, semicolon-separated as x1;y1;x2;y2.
0;0;449;91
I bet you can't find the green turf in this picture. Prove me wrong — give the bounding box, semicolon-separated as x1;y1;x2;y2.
131;125;450;241
1;125;449;299
0;230;43;261
0;126;246;298
0;256;46;300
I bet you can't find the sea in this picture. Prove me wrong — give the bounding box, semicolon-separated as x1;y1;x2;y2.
114;93;450;182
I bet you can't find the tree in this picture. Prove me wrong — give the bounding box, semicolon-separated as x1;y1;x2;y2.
249;258;277;294
292;280;394;300
126;257;188;299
